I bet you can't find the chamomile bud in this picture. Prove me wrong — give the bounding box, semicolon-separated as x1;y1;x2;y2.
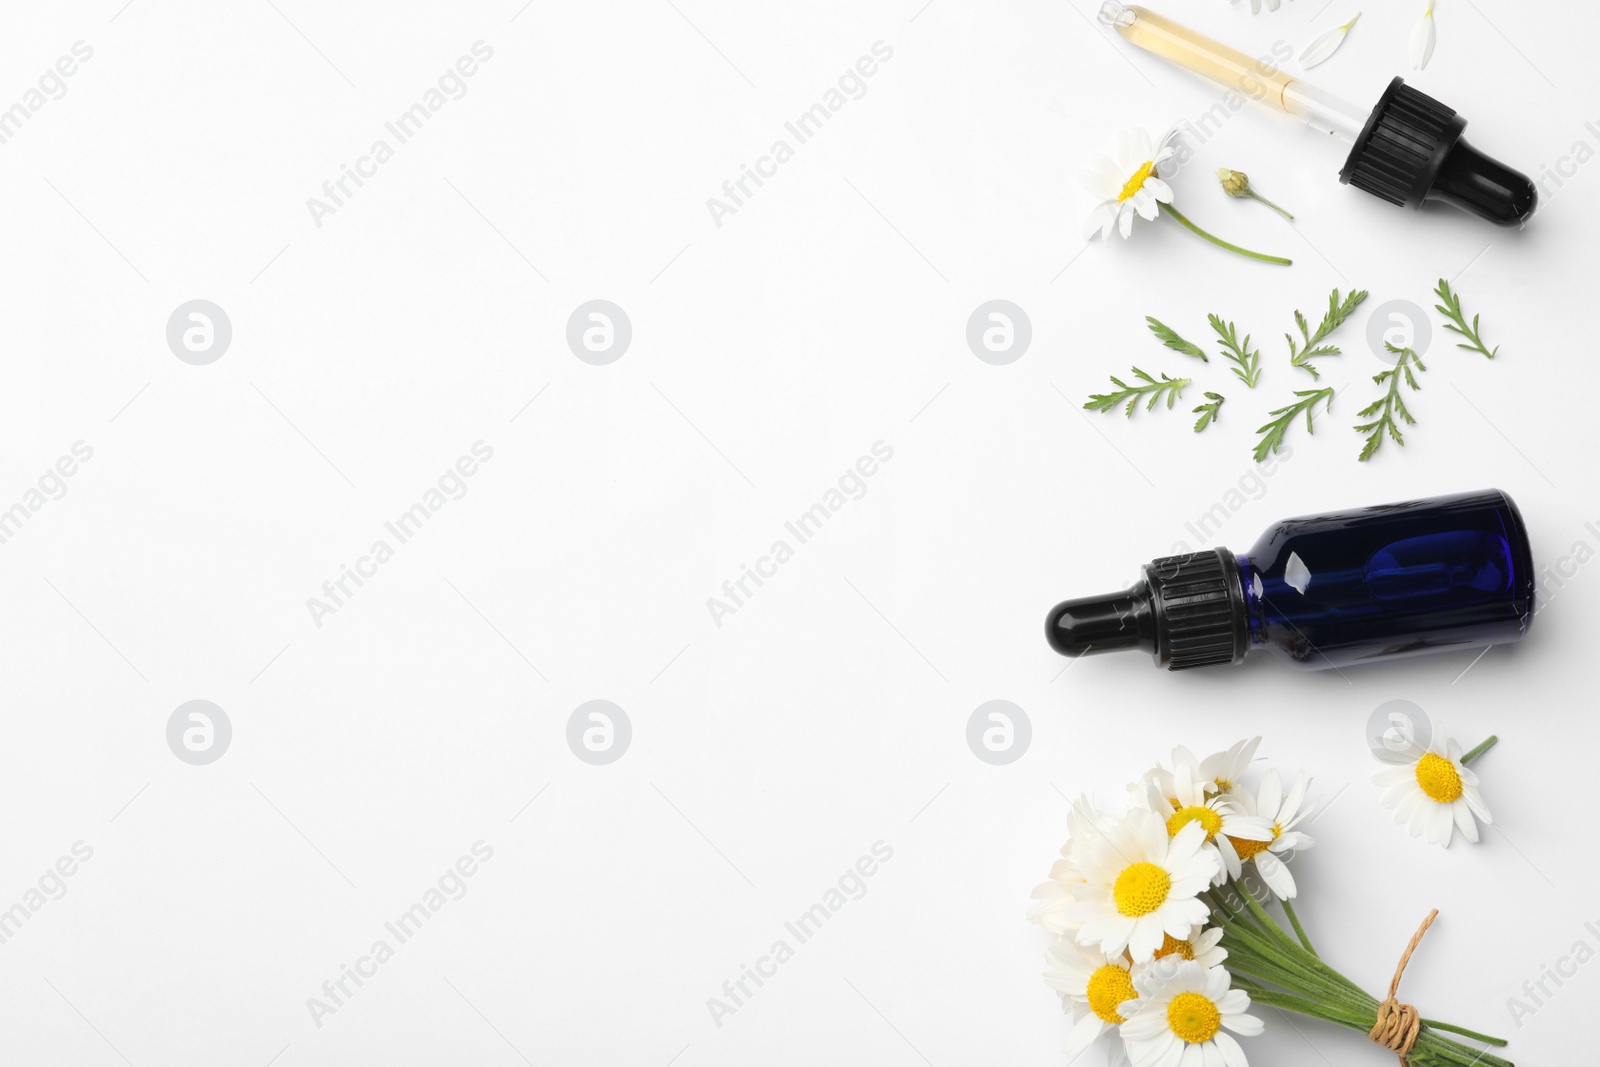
1216;168;1250;197
1215;169;1294;221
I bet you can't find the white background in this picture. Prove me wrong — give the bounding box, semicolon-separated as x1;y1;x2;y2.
1;0;1594;1064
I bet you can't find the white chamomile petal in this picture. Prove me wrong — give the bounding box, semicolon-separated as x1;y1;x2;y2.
1300;14;1360;69
1411;1;1436;70
1277;773;1309;827
1254;850;1297;899
1061;1012;1106;1058
1273;830;1312;852
1080;155;1127;198
1464;786;1492;823
1118;201;1137;238
1257;770;1282;820
1083;201;1118;240
1119;127;1155;172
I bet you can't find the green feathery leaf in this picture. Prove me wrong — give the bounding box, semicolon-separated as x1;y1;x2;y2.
1253;387;1335;462
1286;288;1368;379
1209;314;1261;388
1146;316;1208;361
1355;344;1428;461
1434;279;1499;359
1085;367;1192;417
1192;391;1225;433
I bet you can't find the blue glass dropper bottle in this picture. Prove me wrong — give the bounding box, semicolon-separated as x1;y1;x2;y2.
1046;490;1536;671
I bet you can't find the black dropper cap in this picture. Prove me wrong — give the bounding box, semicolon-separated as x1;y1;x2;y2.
1340;77;1536;226
1046;548;1247;671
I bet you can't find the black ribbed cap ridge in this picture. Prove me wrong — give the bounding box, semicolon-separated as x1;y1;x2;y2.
1341;78;1466;208
1144;549;1244;671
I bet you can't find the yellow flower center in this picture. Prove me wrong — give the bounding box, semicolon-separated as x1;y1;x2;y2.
1154;933;1194;961
1167;805;1223;842
1167;991;1223;1043
1415;753;1464;803
1118;160;1156;202
1227;823;1281;862
1086;964;1138;1024
1112;862;1172;917
1213;778;1234;793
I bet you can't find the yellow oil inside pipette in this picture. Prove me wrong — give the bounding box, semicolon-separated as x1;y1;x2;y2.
1098;3;1369;141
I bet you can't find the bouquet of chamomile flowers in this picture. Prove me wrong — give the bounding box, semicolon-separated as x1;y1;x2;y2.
1033;738;1511;1067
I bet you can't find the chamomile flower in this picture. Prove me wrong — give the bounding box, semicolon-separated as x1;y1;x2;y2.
1031;794;1115;935
1080;127;1179;241
1200;737;1262;794
1065;809;1220;962
1373;735;1492;846
1223;769;1317;896
1122;961;1263;1067
1043;939;1135;1064
1152;925;1228;969
1137;755;1274;886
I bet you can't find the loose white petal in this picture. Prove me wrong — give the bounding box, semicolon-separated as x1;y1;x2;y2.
1411;2;1436;69
1301;13;1360;69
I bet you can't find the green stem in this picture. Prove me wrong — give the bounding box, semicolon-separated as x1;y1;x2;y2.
1245;989;1374;1029
1210;912;1368;1009
1281;898;1317;956
1420;1018;1509;1046
1162;203;1293;265
1205;890;1255;930
1236;882;1301;953
1246;189;1295;221
1223;883;1375;1002
1462;735;1499;764
1225;954;1370;1013
1415;1034;1517;1067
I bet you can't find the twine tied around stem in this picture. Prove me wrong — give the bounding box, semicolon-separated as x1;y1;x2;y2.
1367;909;1439;1066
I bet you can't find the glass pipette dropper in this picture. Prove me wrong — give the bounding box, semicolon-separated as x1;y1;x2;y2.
1097;2;1536;226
